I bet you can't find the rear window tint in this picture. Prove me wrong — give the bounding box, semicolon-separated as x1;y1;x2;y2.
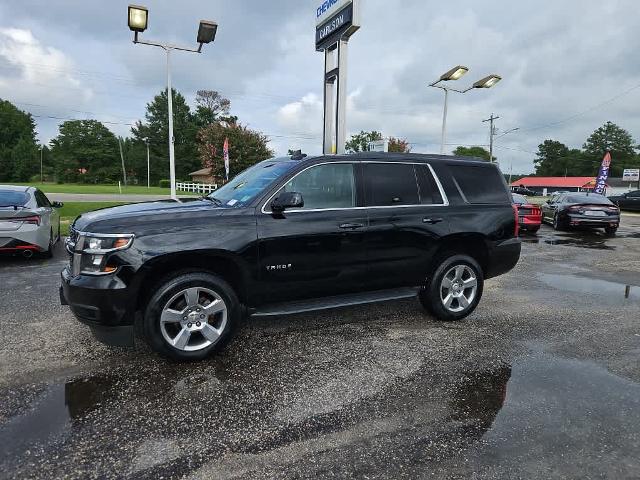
416;165;444;205
449;165;510;204
0;191;29;207
566;195;612;205
365;163;420;206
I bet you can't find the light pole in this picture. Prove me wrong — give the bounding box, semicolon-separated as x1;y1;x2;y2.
429;67;502;155
146;140;150;189
127;5;218;200
40;146;43;183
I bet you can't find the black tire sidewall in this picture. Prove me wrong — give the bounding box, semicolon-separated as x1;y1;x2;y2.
420;254;484;322
143;272;240;361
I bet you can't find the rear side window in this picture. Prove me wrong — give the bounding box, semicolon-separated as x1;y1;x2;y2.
415;165;444;205
0;191;29;207
365;163;419;206
34;190;51;207
449;165;510;204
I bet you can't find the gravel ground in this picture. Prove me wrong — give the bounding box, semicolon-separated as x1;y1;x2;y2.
1;216;639;479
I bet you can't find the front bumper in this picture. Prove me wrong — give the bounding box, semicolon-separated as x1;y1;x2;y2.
485;237;521;279
60;267;135;346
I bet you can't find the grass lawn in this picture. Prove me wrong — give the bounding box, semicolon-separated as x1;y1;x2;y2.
59;202;128;236
6;182;171;195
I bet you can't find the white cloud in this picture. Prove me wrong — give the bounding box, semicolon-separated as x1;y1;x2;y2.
0;28;93;141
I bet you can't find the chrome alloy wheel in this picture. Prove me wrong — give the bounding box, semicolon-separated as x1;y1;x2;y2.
160;287;228;352
440;265;478;313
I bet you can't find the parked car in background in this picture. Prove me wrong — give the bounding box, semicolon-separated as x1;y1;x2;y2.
0;185;63;257
608;190;640;211
61;153;521;361
512;193;542;234
511;186;538;196
541;192;620;235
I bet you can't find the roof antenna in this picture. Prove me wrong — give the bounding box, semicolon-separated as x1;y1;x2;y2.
290;150;307;161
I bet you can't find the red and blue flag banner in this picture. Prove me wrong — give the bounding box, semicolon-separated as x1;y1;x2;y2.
593;152;612;195
223;138;230;181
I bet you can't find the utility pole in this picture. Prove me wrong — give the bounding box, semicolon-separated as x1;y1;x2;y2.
146;141;150;189
482;113;500;163
40;146;43;183
118;137;127;187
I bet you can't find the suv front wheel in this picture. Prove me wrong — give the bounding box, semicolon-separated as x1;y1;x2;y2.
419;254;484;321
143;272;240;361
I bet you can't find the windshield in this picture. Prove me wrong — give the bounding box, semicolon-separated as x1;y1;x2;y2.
0;190;29;207
566;195;613;205
512;194;528;204
207;159;298;208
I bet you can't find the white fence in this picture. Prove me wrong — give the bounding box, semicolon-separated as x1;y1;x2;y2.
176;182;218;194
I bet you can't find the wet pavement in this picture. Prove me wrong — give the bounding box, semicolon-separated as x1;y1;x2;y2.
1;220;640;479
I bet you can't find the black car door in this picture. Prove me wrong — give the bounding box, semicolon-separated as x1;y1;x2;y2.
543;193;563;221
363;161;450;290
256;161;369;304
622;190;640;211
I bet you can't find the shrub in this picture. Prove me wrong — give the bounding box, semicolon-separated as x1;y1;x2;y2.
159;179;170;188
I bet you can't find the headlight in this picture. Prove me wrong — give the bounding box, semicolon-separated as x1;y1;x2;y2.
72;233;134;276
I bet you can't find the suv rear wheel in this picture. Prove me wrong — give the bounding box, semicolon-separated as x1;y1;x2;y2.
143;272;240;361
419;254;484;321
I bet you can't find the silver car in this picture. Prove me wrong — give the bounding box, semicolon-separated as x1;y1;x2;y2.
0;185;63;258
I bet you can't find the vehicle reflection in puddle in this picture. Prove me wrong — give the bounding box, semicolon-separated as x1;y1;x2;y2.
538;273;638;302
450;366;511;432
520;233;616;250
0;376;113;458
466;353;640;475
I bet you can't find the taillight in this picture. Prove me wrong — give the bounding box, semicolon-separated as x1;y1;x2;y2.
8;215;40;226
512;204;519;237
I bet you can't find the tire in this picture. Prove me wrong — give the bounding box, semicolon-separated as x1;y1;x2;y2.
553;213;563;231
604;226;617;236
42;229;54;258
143;272;240;361
419;254;484;322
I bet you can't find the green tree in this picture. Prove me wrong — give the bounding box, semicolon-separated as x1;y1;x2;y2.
453;146;491;162
50;120;120;183
198;123;273;181
131;89;200;180
345;130;383;153
533;140;570;176
0;99;39;181
194;90;232;127
582;121;637;177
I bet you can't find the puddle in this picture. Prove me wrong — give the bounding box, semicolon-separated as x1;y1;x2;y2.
538;273;639;302
0;376;113;458
464;353;640;476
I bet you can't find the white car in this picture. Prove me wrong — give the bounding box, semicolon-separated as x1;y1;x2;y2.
0;185;63;258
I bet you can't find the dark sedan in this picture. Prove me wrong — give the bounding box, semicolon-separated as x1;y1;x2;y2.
608;190;640;212
541;192;620;235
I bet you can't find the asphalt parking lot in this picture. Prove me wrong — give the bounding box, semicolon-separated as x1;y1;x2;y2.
1;216;640;479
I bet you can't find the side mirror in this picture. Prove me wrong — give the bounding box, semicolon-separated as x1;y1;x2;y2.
52;201;64;208
271;192;304;213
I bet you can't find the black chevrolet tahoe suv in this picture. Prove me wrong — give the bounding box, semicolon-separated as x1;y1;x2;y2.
61;153;520;361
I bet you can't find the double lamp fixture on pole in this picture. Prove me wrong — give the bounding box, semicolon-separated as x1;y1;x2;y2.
429;66;501;155
128;5;218;200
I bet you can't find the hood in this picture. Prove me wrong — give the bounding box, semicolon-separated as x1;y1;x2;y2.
72;199;225;234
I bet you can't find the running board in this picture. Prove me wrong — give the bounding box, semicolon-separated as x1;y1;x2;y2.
249;287;420;318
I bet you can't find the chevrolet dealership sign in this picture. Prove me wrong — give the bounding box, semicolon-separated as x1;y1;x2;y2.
315;0;360;51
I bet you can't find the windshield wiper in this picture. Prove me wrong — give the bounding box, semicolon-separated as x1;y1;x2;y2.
204;196;223;206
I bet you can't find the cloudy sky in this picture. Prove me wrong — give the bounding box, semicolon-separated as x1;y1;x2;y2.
1;0;639;173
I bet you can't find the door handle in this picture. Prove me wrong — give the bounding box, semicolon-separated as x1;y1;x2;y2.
339;222;365;230
422;218;444;225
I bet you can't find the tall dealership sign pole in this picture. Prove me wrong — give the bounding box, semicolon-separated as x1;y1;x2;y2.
316;0;360;155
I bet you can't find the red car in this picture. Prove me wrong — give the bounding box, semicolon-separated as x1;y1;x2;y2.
512;193;542;234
